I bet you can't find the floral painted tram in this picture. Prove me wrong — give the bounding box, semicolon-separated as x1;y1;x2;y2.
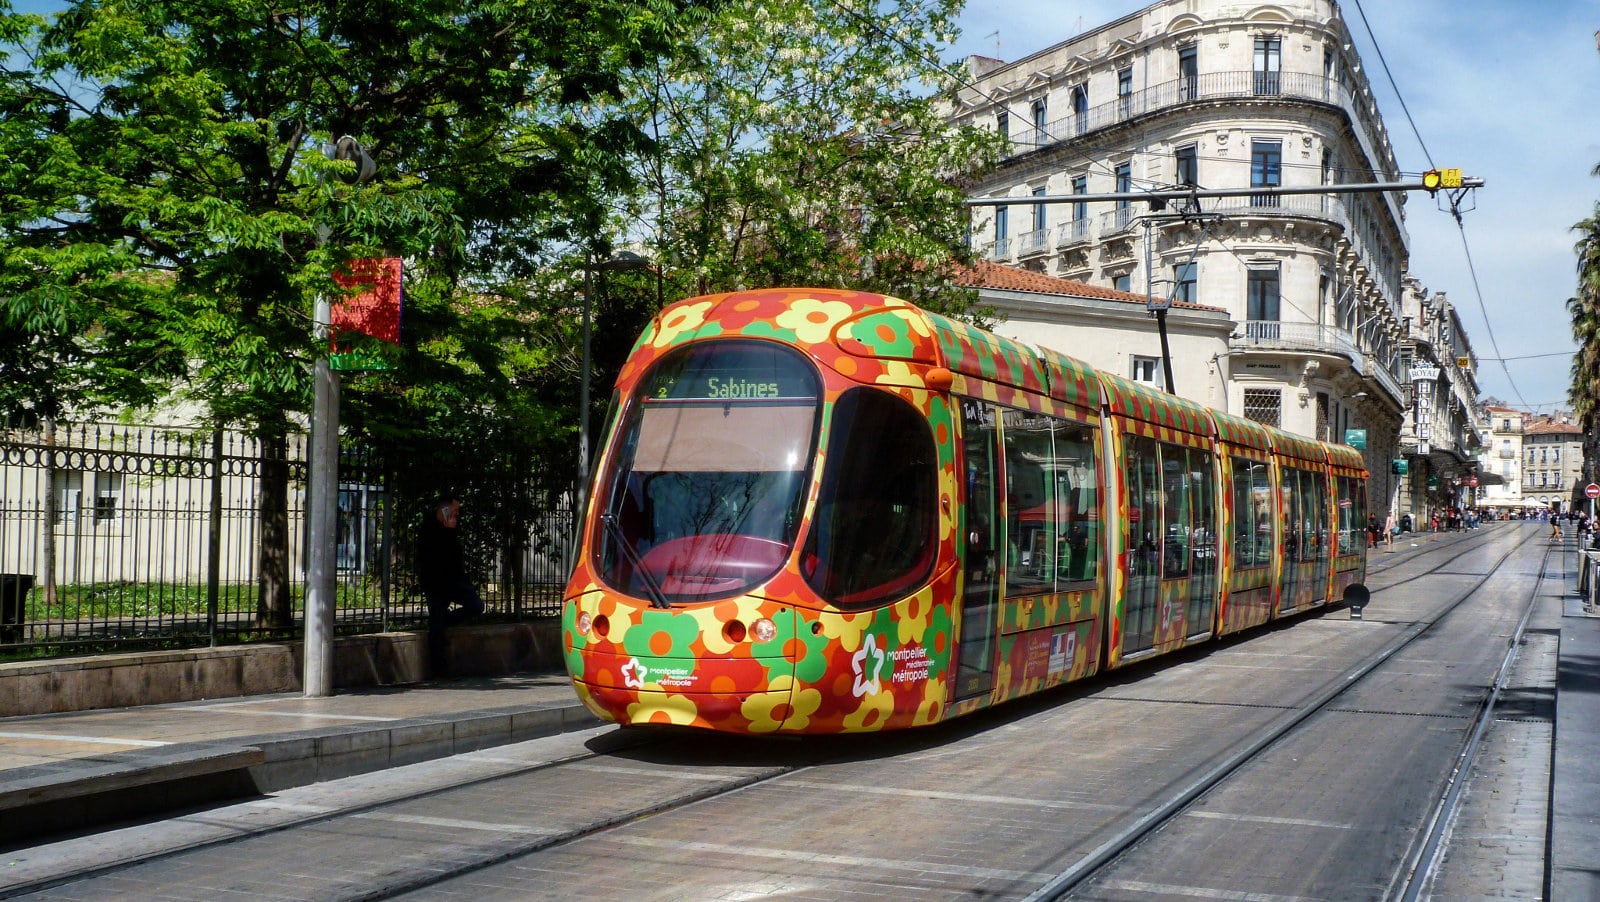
562;288;1369;734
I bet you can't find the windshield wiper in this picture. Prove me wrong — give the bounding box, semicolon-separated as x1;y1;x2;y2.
601;513;672;609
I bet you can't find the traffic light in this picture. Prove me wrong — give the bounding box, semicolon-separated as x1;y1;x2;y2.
1422;170;1441;195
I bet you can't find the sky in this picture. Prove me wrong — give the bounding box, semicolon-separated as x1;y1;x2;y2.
949;0;1600;414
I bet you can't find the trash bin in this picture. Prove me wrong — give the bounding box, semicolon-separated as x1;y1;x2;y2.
1;574;33;644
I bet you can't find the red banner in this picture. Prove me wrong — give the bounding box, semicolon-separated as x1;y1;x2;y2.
331;257;402;345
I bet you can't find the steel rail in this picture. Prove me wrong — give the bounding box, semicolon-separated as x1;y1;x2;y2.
1022;524;1541;901
1390;541;1553;900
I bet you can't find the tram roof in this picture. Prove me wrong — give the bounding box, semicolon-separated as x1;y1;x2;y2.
1269;428;1329;465
1325;442;1368;474
1209;409;1274;453
1096;370;1214;440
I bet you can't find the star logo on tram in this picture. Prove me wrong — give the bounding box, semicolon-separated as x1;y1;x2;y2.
851;633;888;697
622;657;648;689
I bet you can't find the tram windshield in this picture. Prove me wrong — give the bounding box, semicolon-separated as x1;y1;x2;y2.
597;341;821;602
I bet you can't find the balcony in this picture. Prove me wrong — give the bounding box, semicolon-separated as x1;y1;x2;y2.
1005;70;1394;180
1016;229;1050;257
1056;218;1091;247
1234;321;1365;367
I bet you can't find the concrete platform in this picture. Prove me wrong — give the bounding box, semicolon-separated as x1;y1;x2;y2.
0;671;598;844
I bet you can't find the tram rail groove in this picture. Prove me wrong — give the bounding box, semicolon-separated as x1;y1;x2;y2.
1390;541;1553;901
1024;523;1541;901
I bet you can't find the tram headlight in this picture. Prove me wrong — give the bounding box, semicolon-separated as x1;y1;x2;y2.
576;611;593;635
751;618;778;643
723;620;748;643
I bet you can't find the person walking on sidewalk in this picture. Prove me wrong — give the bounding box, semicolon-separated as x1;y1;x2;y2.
1384;510;1397;548
417;496;484;676
1550;512;1563;541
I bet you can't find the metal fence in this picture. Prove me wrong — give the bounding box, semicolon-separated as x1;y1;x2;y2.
0;422;575;655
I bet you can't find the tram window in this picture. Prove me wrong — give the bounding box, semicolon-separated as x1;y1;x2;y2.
1231;458;1272;569
803;388;938;609
1059;423;1099;583
1281;469;1300;562
1190;450;1215;571
598;340;822;601
1161;444;1191;579
1004;409;1057;597
1336;476;1356;554
1313;472;1330;561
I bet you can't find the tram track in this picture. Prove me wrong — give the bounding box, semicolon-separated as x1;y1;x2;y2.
1024;522;1548;900
6;525;1550;901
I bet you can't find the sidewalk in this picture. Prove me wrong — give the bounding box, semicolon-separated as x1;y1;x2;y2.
0;670;596;844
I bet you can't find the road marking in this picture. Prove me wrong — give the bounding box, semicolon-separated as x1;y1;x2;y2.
602;835;1057;882
1101;879;1320;901
351;812;556;835
782;778;1123;811
244;799;337;814
566;762;745;782
1183;810;1354;830
171;704;397;722
0;731;169;747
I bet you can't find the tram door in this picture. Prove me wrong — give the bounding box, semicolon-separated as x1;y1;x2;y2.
1123;436;1162;654
955;400;1001;699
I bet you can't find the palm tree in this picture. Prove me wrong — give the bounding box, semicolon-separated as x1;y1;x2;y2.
1570;193;1600;487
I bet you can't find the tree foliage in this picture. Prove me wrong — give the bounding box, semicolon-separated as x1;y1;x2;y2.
620;0;1001;316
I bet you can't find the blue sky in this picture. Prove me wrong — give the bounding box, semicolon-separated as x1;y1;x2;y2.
950;0;1600;413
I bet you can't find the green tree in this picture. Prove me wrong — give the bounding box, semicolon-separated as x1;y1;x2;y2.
620;0;1001;317
1570;194;1600;486
1;0;705;624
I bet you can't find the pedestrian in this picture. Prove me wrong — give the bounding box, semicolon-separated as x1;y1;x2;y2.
417;496;484;676
1384;510;1396;547
1367;513;1381;549
1550;511;1563;541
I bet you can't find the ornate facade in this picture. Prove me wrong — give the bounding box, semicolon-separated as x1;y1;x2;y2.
946;0;1435;511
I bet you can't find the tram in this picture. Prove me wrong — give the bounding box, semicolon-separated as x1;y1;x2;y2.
562;288;1369;734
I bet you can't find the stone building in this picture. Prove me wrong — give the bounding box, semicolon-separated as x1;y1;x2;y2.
944;0;1441;511
1523;417;1585;511
1392;284;1487;522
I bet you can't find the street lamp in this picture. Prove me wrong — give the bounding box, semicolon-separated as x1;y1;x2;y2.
576;250;653;551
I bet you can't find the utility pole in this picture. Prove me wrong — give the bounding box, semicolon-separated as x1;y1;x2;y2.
305;136;375;699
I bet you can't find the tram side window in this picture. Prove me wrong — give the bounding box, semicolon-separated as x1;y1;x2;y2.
1161;444;1191;579
1004;412;1100;596
1059;423;1099;583
1337;476;1357;554
1282;469;1301;562
802;388;939;609
1190;450;1216;567
1004;410;1057;597
1231;458;1272;569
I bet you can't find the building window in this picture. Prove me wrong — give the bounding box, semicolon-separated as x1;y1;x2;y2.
1115;163;1132;210
1131;356;1165;390
995;205;1008;241
1246;265;1280;339
51;470;83;525
1251;140;1282;207
1032;185;1047;233
1174;262;1196;304
1243;388;1282;427
1117;67;1133;116
1502;419;1511;431
93;473;123;523
997;110;1009;142
1031;98;1047;142
1112;273;1131;292
1071;84;1088;133
1178;44;1198;100
1071;175;1087;224
1175;144;1198;187
1254;35;1281;95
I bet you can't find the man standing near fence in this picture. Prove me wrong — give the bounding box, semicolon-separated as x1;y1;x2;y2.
417;497;484;676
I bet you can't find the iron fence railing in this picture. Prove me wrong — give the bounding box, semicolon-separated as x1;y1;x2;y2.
0;422;575;655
